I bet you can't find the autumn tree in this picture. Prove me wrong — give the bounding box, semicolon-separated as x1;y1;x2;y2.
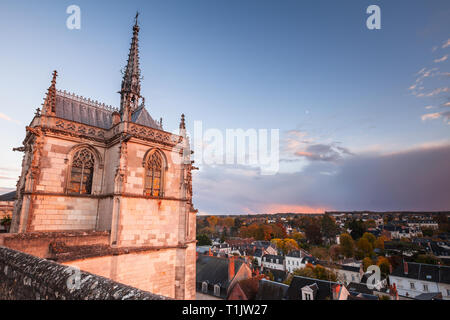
362;257;373;272
356;237;373;259
329;244;342;261
293;264;337;282
207;216;219;229
362;232;376;246
339;233;355;258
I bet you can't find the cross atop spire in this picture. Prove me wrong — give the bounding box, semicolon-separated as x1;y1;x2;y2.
120;14;142;120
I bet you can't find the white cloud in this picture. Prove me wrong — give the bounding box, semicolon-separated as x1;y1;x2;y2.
421;112;441;121
443;39;450;49
0;112;20;125
434;55;448;63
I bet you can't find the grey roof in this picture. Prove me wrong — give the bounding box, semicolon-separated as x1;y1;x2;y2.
54;90;162;130
131;106;162;129
390;262;450;284
414;292;442;300
287;276;341;300
0;191;15;201
262;254;285;263
255;279;289;300
55;91;114;129
196;255;244;289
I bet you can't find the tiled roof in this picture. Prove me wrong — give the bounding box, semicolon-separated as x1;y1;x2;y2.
287;276;341;300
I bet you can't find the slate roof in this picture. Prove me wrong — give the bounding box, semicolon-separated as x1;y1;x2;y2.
255;279;289;300
287;276;341;300
262;254;285;264
54;90;162;130
347;282;374;295
0;191;15;201
196;255;244;289
390;262;450;284
414;292;442;300
265;268;288;283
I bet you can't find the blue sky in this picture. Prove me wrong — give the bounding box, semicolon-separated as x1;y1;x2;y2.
0;0;449;213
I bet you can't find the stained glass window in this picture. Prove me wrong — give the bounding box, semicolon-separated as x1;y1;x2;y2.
68;149;94;194
144;152;163;197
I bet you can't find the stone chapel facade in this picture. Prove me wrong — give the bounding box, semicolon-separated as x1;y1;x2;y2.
8;15;197;299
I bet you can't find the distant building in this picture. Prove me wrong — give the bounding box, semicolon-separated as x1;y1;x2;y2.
389;261;450;300
286;276;350;300
262;254;285;271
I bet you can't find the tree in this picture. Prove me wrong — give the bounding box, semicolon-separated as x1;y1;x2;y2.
374;236;387;250
207;216;219;229
416;254;439;265
329;244;342;261
362;232;376;245
376;256;391;275
305;220;323;245
349;219;366;240
356;237;373;259
310;247;330;260
196;234;212;246
362;257;373;272
339;233;355;258
293;264;337;282
321;214;338;243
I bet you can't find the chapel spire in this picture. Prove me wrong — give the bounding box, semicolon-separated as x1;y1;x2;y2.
120;12;142;121
43;70;58;115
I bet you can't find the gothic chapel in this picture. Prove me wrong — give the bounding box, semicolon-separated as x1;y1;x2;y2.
9;15;197;299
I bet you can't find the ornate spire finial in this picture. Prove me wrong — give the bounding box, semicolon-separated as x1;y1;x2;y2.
120;15;142;120
43;70;58;115
180;114;186;130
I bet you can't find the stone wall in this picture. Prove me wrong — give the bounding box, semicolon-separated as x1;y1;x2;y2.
0;246;170;300
0;231;110;259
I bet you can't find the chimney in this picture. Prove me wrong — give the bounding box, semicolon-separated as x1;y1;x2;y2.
228;256;235;281
403;261;408;275
389;264;393;274
209;248;212;256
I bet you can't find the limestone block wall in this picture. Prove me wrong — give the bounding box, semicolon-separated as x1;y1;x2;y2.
63;249;179;299
117;198;181;247
124;142;182;198
30;195;98;231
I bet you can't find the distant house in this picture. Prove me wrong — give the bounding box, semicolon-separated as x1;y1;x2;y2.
196;255;252;300
389;261;450;300
286;276;350;300
255;279;289;300
319;260;362;285
252;241;278;255
262;254;285;271
285;250;309;273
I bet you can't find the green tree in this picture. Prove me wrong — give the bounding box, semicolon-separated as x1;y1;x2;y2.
321;214;338;243
362;232;376;245
196;234;212;246
356;237;373;259
362;257;373;272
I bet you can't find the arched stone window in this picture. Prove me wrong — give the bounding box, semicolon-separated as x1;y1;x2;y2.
144;151;164;197
68;148;95;194
202;282;208;293
214;285;221;297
